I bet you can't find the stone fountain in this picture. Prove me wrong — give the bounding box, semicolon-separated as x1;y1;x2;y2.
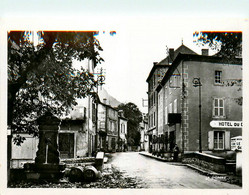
24;112;65;180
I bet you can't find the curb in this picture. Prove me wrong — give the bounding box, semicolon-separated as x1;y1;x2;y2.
139;152;227;176
139;152;183;166
185;164;227;177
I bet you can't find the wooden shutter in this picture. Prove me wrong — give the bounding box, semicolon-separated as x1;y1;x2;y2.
225;131;231;150
208;131;214;150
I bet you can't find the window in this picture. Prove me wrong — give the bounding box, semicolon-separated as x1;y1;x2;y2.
92;104;96;122
169;103;172;113
153;112;156;126
170;74;180;88
150;114;153;128
151;93;153;108
213;98;225;117
215;71;222;84
153;92;156;105
214;131;224;150
174;99;177;113
208;130;230;150
153;74;156;88
165;106;168;124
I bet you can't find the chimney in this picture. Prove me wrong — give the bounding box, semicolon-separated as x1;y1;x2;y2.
103;98;107;104
202;49;209;56
169;48;174;63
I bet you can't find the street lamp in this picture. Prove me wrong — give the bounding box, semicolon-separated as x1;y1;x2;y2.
192;78;202;153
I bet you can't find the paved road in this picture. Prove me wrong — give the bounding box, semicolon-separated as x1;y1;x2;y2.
109;152;241;189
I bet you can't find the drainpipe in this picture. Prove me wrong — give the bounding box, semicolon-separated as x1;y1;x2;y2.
181;59;185;155
118;117;120;151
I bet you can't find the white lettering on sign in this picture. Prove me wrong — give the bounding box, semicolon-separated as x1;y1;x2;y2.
210;121;243;128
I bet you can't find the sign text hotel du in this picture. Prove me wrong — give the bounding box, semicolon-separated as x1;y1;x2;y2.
210;121;243;128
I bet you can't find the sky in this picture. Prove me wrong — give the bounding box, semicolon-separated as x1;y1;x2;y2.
1;17;248;114
0;1;248;115
89;18;246;113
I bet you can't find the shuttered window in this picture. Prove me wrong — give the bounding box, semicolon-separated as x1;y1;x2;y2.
208;130;230;150
214;131;224;149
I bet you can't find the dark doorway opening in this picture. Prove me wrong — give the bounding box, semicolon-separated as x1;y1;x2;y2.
59;133;74;158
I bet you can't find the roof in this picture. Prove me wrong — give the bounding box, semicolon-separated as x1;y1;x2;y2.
146;44;197;82
157;44;197;65
99;101;118;111
146;64;169;82
119;116;128;121
156;53;242;92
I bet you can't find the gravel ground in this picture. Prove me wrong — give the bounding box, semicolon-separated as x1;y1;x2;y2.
8;165;143;188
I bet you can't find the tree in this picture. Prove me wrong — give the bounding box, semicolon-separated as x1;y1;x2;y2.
193;31;242;62
117;102;142;146
8;31;104;144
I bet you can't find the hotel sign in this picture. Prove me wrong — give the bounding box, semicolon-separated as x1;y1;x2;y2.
210;121;243;128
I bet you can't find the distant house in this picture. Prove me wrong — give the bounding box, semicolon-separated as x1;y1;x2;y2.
97;99;119;152
59;105;87;158
118;110;128;152
140;113;149;152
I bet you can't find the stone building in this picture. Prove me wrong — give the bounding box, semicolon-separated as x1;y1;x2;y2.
139;113;149;152
156;49;242;154
97;100;119;152
146;44;197;153
118;110;128;152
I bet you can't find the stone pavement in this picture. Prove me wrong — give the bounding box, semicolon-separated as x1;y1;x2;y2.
139;151;242;186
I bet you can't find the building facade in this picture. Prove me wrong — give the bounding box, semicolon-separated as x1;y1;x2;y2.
146;44;197;153
118;111;128;152
97;101;119;152
140;114;149;152
156;50;242;154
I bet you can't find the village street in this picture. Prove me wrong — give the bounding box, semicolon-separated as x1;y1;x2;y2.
108;152;241;189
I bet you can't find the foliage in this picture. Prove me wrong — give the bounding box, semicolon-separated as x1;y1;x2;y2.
8;31;103;144
193;31;242;62
117;102;142;146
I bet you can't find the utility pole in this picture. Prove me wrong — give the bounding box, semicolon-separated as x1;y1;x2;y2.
192;78;202;153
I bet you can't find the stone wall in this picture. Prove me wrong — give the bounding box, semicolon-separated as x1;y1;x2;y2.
183;152;226;173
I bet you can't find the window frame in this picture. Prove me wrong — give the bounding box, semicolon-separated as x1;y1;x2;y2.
213;98;226;118
213;131;225;150
174;99;177;113
165;106;168;125
214;70;223;85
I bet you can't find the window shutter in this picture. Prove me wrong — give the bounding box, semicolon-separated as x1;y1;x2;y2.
225;131;231;150
208;131;214;150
